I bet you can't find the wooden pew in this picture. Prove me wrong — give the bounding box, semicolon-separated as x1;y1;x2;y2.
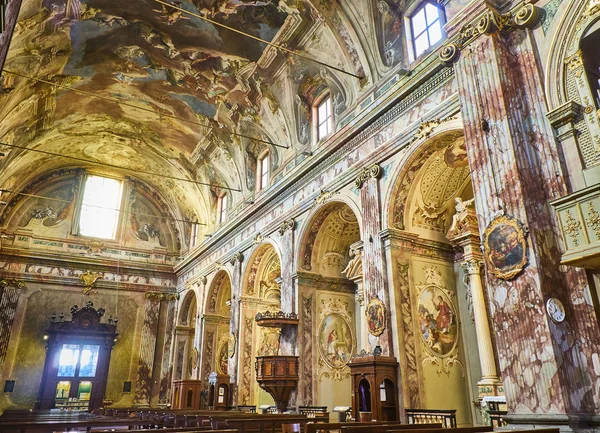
386;427;491;433
306;422;435;433
341;424;443;433
223;415;324;433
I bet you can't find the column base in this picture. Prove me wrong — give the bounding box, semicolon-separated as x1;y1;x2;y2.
501;413;600;432
477;378;504;399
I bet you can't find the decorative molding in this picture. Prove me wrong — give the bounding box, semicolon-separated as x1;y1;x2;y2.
0;278;26;289
278;218;295;236
413;119;441;141
254;233;265;244
564;209;582;246
586;202;600;238
439;3;541;63
461;259;483;276
354;164;381;189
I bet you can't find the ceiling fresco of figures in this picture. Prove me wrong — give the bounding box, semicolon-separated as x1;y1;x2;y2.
0;0;405;227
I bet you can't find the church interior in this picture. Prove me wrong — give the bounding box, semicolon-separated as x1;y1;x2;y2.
1;0;600;431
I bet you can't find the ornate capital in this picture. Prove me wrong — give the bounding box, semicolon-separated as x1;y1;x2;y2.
462;259;483;275
354;164;381;188
439;3;541;64
164;293;179;301
0;278;26;289
313;189;338;207
200;276;208;286
278;218;295;236
230;252;244;265
254;233;265;244
145;291;165;301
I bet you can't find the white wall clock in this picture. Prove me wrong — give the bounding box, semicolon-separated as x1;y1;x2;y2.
546;298;566;323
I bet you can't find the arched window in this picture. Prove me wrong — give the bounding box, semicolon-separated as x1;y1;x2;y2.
315;94;333;141
407;1;445;61
257;151;270;191
218;193;228;224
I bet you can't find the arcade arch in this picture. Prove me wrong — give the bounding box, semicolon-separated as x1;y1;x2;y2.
175;290;199;382
385;130;494;426
295;202;362;411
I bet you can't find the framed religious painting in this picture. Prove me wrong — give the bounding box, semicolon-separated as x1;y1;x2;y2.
365;296;386;336
483;215;528;280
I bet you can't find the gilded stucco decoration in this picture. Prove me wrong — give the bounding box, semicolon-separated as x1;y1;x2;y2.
416;267;464;377
482;215;528;280
317;297;355;382
79;271;103;295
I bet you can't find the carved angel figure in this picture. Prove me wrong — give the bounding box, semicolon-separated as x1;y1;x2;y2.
449;197;475;233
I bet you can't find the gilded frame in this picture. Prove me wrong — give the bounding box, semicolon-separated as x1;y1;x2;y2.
365;296;386;336
483;214;528;280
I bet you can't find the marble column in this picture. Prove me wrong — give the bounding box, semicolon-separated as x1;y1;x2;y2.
158;293;178;405
134;292;163;406
442;1;600;420
0;279;24;365
228;252;244;406
278;218;297;357
355;164;393;354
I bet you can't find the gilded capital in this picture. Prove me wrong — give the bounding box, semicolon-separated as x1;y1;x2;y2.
354;164;381;188
145;291;165;301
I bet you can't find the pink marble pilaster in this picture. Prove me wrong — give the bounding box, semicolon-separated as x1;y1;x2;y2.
158;295;178;404
356;165;393;355
455;27;600;416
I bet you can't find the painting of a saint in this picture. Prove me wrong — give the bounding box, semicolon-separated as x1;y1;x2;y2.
483;215;527;279
418;287;458;356
217;342;228;375
365;297;386;336
318;313;355;369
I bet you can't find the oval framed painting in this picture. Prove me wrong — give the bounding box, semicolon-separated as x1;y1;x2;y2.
417;286;458;357
318;312;355;369
483;214;527;280
365;296;386;336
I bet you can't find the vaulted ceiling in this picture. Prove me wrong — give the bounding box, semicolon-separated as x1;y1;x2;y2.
0;0;405;230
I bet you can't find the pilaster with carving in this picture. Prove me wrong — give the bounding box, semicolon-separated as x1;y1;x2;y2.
279;218;297;357
0;279;25;364
228;252;243;405
134;292;164;405
158;293;178;404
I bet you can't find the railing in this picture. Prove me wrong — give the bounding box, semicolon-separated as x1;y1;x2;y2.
405;409;456;428
298;406;328;418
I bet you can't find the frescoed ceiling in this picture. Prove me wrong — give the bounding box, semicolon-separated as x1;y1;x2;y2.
0;0;401;229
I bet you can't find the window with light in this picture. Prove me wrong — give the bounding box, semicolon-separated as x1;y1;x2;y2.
218;193;228;224
317;96;333;140
79;175;123;239
259;153;270;191
410;2;445;59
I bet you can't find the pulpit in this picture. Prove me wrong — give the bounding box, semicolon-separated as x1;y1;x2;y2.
349;352;399;422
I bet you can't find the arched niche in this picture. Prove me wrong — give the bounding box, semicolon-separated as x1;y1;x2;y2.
201;271;232;388
237;242;282;407
295;201;361;411
384;131;480;426
176;290;198;381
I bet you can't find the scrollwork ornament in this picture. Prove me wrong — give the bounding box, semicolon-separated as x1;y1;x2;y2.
278;218;295;236
439;43;458;63
229;252;244;265
354;164;381;188
513;3;539;27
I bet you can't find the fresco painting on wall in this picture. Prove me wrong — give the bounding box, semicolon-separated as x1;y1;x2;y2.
483;215;528;280
218;341;228;374
318;313;354;368
418;287;457;357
